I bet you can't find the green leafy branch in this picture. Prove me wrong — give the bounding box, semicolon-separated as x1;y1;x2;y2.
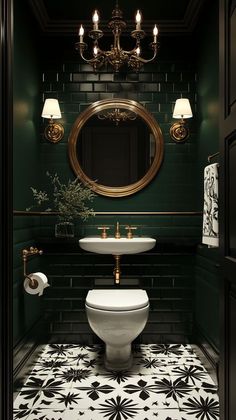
26;172;96;222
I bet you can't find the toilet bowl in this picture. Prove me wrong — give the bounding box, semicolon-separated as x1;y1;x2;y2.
85;289;149;370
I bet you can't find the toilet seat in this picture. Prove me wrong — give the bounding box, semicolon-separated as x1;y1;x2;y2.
86;289;149;311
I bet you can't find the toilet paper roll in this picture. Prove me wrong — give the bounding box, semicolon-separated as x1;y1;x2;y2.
24;272;50;296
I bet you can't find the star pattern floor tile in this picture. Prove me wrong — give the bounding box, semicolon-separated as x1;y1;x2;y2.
13;344;219;420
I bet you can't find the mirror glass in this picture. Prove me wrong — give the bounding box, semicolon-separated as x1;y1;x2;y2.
68;99;164;197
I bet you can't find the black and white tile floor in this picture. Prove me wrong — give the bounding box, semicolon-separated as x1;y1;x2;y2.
14;344;219;420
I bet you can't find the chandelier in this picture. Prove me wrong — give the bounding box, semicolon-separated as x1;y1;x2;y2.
75;1;159;73
97;108;137;125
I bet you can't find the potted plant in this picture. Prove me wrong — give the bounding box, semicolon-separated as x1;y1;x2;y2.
27;172;96;238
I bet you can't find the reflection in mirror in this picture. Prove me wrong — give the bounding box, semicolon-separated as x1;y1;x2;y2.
77;113;156;187
68;99;164;197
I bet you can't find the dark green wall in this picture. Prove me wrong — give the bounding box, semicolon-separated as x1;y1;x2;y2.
194;0;220;351
35;34;200;342
12;0;221;348
34;35;202;246
39;36;198;217
13;0;42;346
13;1;42;208
40;240;195;344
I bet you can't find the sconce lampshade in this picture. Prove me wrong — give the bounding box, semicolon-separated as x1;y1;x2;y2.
42;98;62;119
173;98;193;119
170;98;193;143
41;99;64;143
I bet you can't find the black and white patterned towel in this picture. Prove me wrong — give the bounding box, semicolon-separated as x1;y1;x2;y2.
202;163;219;247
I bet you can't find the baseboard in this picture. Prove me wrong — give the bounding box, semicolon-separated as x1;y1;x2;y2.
13;316;49;382
194;325;220;379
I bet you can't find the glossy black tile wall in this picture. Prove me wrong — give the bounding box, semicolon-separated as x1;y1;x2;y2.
39;236;196;344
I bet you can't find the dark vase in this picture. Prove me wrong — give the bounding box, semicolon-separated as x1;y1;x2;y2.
55;222;75;238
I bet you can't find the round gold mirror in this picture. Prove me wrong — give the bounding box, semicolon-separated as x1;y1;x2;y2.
68;98;164;197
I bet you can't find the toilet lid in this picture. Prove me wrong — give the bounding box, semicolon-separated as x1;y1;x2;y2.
86;289;149;311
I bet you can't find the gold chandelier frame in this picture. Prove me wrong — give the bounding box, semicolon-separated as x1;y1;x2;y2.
75;1;159;72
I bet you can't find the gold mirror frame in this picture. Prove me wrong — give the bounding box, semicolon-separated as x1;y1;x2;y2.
68;98;164;197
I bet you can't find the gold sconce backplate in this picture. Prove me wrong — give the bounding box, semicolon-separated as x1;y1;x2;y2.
170;121;189;143
44;122;64;143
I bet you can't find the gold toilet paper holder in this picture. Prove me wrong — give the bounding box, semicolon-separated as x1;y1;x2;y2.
22;247;43;289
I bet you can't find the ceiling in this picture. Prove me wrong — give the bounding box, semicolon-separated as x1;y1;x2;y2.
29;0;207;36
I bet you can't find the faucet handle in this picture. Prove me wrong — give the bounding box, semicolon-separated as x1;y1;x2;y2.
125;225;137;239
97;226;110;239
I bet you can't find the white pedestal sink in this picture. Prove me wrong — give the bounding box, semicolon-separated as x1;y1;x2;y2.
79;236;156;284
79;236;156;255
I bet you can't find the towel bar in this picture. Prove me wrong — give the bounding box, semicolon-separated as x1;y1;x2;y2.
208;152;219;163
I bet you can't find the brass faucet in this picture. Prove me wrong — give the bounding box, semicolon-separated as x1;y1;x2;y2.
115;221;121;239
125;225;137;239
98;226;110;239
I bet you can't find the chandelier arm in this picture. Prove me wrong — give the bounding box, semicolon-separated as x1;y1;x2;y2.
122;46;139;55
79;48;104;65
130;49;158;64
95;45;106;55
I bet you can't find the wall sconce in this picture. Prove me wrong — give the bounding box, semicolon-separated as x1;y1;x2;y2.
41;98;64;143
170;98;193;143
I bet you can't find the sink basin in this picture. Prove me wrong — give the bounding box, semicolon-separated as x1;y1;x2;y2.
79;236;156;255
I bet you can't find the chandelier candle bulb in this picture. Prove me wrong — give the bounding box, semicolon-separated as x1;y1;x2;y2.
135;10;141;30
153;25;158;42
136;46;141;56
93;45;98;56
79;25;84;42
92;10;99;30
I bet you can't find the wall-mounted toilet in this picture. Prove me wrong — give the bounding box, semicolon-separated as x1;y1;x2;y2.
85;289;149;370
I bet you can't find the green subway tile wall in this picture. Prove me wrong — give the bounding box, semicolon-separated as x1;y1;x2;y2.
22;211;199;343
13;1;219;349
14;39;199;344
39;236;195;344
35;36;200;341
37;34;198;215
